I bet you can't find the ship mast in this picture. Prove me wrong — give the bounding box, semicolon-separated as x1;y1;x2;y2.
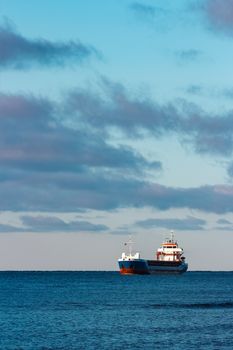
170;230;174;242
125;235;134;256
128;235;133;256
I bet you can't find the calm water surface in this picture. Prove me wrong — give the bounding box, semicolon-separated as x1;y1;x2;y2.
0;271;233;349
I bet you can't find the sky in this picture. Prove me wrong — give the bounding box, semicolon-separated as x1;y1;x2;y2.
1;0;233;270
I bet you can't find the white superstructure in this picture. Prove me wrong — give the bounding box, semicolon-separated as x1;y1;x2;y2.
120;252;140;261
119;236;141;261
156;231;185;262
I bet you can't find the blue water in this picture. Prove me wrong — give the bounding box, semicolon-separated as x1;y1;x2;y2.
1;272;233;349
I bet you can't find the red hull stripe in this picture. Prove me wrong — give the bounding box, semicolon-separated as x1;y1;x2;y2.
120;268;148;275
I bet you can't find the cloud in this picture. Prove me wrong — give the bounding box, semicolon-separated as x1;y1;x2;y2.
0;24;99;69
0;216;108;233
186;86;233;99
65;79;179;137
222;88;233;99
2;87;233;214
215;218;233;231
0;91;164;213
186;85;203;95
202;0;233;34
137;183;233;214
227;162;233;177
66;79;233;157
136;216;206;230
0;93;160;173
130;2;157;19
21;215;108;232
1;171;233;213
0;223;24;232
216;218;232;225
197;0;233;36
176;49;202;62
130;2;168;23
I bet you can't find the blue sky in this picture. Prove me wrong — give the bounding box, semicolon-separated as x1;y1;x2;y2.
1;0;233;270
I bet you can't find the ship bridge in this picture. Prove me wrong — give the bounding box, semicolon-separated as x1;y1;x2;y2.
156;232;184;262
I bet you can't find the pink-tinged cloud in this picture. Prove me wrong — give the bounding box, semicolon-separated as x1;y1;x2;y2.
213;185;233;195
204;0;233;33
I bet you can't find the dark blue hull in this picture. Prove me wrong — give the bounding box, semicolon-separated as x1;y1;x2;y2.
147;260;188;274
118;259;149;274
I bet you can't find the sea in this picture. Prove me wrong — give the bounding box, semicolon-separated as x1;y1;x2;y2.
0;271;233;350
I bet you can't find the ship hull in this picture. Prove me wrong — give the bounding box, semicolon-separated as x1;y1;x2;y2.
118;259;188;275
147;260;188;274
118;259;149;275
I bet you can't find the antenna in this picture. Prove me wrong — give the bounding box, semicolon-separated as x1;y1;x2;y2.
128;235;133;256
170;230;174;242
124;235;134;256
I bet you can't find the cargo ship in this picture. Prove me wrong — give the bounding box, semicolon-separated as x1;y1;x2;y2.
118;232;188;274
